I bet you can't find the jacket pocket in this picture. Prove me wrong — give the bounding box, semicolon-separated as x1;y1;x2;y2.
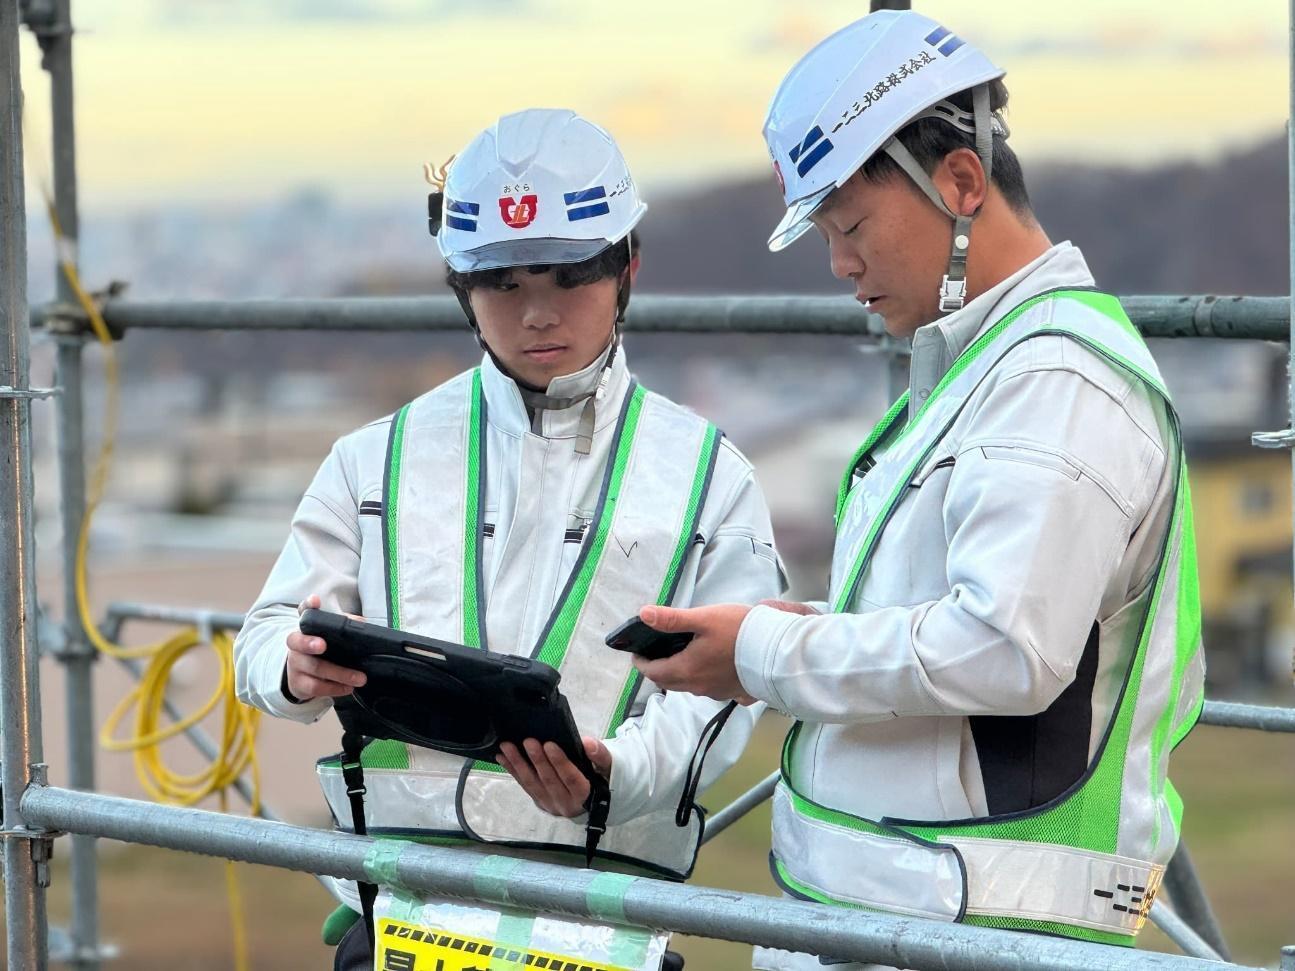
978;443;1081;480
910;452;957;488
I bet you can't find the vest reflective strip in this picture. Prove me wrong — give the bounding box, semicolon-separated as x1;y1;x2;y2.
383;401;411;630
320;765;463;833
771;783;1164;936
385;369;478;646
832;392;908;526
384;368;487;643
459;774;702;878
946;836;1164;934
770;784;966;921
462;368;486;648
774;291;1204;939
318;766;701;880
322;370;720;877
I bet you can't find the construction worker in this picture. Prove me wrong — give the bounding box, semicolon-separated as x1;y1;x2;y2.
633;11;1205;969
234;108;784;969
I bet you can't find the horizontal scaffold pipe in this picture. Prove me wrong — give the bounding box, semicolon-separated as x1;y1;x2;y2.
1200;700;1295;732
29;294;1292;340
104;600;245;632
22;787;1266;971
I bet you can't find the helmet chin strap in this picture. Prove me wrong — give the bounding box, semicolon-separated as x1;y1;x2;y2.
880;83;996;316
450;235;633;455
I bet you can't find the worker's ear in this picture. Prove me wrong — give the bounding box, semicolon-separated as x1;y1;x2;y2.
932;147;988;217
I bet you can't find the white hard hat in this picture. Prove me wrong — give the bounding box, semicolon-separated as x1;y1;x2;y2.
763;10;1004;253
436;108;647;273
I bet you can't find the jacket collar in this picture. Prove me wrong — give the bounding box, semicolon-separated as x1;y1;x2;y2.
479;341;632;440
908;241;1096;413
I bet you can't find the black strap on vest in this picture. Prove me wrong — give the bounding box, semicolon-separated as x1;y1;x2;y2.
584;775;612;866
339;724;378;952
675;700;738;827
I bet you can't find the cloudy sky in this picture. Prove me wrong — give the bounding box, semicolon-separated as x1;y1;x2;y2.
16;0;1289;206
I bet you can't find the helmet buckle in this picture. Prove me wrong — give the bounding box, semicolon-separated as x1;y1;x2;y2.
938;275;967;314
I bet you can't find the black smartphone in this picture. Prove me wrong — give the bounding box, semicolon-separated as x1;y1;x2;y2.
604;616;694;661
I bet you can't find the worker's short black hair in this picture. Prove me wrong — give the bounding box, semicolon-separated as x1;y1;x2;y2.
446;231;638;292
858;79;1032;215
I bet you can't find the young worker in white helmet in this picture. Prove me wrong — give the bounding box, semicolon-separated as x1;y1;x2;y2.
632;11;1205;969
234;108;785;969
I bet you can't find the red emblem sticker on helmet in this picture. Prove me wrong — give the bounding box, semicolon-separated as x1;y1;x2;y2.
498;194;538;229
773;160;786;193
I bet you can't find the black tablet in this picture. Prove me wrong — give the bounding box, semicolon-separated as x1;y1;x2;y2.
298;608;594;778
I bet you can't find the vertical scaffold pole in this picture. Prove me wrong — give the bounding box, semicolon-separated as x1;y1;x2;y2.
1;0;51;966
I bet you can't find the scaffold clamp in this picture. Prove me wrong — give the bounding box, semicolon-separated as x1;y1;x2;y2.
0;385;59;400
1251;428;1295;449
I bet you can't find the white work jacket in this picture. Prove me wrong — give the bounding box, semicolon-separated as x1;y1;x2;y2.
738;244;1185;971
236;345;785;864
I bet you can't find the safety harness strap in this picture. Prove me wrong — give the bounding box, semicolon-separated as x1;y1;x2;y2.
339;725;378;951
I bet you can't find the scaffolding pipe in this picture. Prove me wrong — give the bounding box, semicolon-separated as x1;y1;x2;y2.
702;771;779;845
1148;904;1226;963
40;0;101;965
104;601;246;632
1;1;50;966
1199;700;1295;732
1287;0;1295;693
1164;845;1231;961
27;294;1295;340
19;786;1271;971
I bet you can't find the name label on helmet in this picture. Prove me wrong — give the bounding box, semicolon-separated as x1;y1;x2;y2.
829;50;937;136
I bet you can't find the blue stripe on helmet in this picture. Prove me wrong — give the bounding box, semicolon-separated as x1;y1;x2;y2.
924;26;951;46
567;202;611;221
789;125;825;164
445;215;478;232
447;199;480;215
563;186;607;205
794;138;834;179
938;36;965;56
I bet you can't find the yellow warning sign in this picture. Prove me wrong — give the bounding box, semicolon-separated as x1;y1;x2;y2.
374;918;634;971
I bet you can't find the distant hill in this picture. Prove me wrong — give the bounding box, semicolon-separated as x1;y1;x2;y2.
639;135;1289;297
54;132;1289;384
